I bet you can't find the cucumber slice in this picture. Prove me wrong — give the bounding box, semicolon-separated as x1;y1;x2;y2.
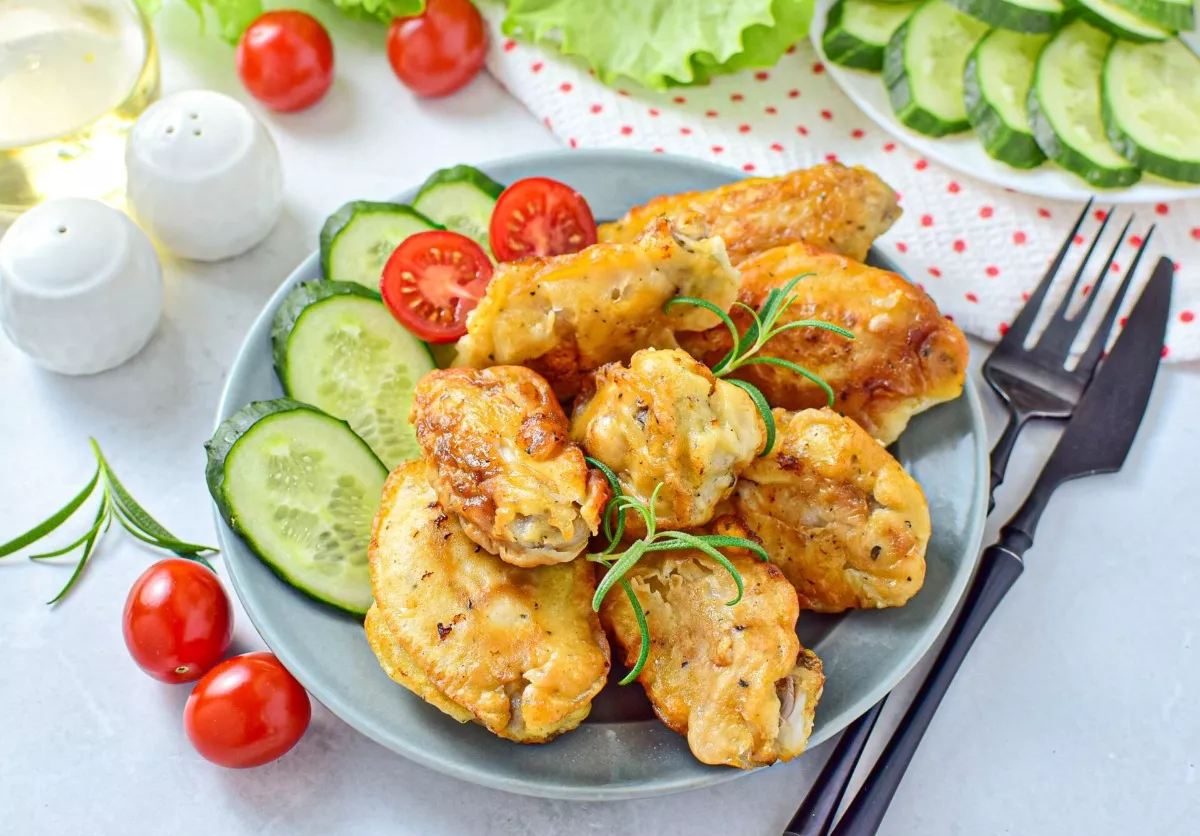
884;0;991;137
965;30;1050;169
412;165;505;254
320;202;440;289
946;0;1064;32
1104;38;1200;183
1030;20;1141;188
205;399;387;616
1107;0;1194;30
824;0;920;72
1072;0;1173;40
271;281;435;468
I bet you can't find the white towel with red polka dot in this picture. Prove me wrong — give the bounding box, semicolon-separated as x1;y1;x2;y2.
482;12;1199;362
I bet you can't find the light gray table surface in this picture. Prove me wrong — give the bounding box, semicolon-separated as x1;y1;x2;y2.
2;7;1198;835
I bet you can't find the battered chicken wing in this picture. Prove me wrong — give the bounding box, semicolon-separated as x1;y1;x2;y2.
368;461;611;742
411;366;608;567
454;214;739;399
571;348;764;533
679;243;967;445
598;162;901;264
728;409;930;613
601;518;824;768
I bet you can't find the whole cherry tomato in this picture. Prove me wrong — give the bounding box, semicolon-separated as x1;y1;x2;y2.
386;0;487;98
236;11;335;112
184;652;311;769
122;559;233;684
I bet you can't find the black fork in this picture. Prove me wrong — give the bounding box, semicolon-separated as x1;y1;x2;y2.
784;202;1156;836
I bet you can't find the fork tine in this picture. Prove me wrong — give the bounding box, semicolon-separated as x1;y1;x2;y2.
1074;225;1156;379
1004;198;1094;344
1038;212;1127;358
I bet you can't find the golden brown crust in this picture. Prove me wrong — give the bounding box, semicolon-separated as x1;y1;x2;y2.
730;409;930;613
598;163;901;264
453;215;739;399
368;462;611;743
600;516;823;768
411;366;609;567
678;242;968;445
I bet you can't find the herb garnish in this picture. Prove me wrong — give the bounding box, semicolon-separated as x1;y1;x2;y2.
665;273;854;455
585;457;767;683
0;439;218;604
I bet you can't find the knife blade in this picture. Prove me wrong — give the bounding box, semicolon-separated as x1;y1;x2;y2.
1004;255;1174;546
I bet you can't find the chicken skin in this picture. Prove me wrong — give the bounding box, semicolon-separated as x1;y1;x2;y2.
571;348;765;534
453;214;739;399
601;517;824;768
728;409;930;613
679;243;967;445
598;162;901;264
368;461;611;743
411;366;609;568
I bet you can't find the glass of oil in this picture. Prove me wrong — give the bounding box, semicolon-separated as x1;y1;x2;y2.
0;0;160;218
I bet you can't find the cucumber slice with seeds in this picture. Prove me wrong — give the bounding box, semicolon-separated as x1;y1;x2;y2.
946;0;1064;32
206;399;386;616
965;30;1050;169
824;0;920;72
412;165;505;254
272;281;434;468
320;202;440;289
1107;0;1194;30
1029;20;1141;188
1104;38;1200;183
1073;0;1173;41
884;0;991;137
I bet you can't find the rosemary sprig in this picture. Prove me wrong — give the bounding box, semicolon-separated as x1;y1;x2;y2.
0;439;218;604
664;273;854;455
585;461;767;684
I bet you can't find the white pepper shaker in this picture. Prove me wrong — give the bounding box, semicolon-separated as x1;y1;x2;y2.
0;198;163;375
125;90;283;262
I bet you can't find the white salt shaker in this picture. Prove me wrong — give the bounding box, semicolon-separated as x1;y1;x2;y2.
0;198;163;375
126;90;283;262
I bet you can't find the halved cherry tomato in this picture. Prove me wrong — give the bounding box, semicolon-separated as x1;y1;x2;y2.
386;0;487;98
489;177;597;262
380;230;493;343
122;559;233;684
236;11;334;112
184;652;311;769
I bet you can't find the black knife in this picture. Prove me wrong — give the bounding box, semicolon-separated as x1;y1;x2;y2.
814;256;1175;836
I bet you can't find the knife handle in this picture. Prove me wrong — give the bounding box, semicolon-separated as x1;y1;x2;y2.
829;543;1026;836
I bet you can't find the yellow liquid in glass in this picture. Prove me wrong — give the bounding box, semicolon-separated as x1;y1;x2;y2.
0;0;159;217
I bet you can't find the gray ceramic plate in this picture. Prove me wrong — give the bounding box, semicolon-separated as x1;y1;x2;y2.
213;149;988;800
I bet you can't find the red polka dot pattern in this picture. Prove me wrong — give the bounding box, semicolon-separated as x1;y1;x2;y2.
482;14;1200;360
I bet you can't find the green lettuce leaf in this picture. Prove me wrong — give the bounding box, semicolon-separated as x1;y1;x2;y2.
500;0;814;90
327;0;424;23
134;0;423;42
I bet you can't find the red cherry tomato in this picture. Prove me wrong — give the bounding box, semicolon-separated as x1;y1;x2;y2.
386;0;487;98
489;177;597;262
380;229;494;342
184;652;311;769
122;559;233;684
236;11;334;112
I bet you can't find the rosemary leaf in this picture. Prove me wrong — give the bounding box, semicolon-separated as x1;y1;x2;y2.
0;465;100;558
659;531;745;606
617;578;651;685
585;456;626;555
29;510;106;560
770;319;856;341
665;296;741;373
740;356;836;407
114;512;215;569
592;540;647;612
46;496;109;605
726;379;776;455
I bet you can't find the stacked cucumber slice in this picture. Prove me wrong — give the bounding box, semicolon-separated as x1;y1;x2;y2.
208;165;506;615
824;0;1200;186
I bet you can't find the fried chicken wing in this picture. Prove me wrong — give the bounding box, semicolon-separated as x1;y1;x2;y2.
411;366;608;567
729;409;930;612
368;461;611;743
601;518;824;768
598;163;901;264
453;214;739;399
571;348;764;533
679;243;968;445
